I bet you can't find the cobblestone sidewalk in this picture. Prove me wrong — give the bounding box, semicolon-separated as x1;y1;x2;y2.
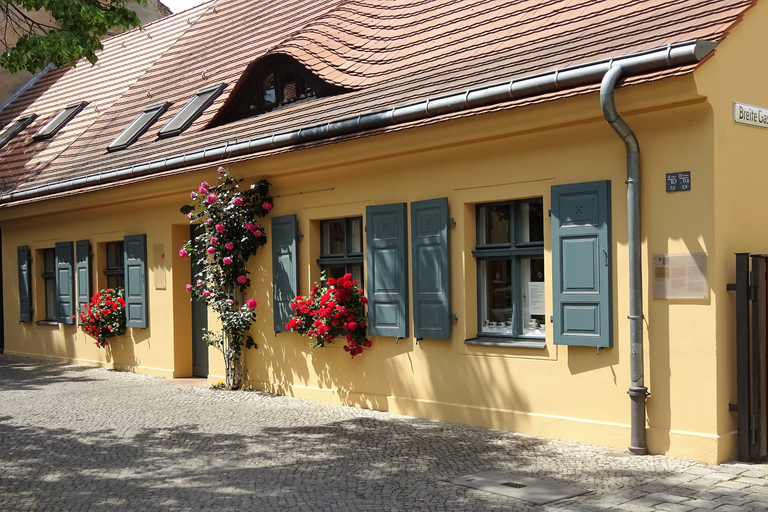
0;354;767;511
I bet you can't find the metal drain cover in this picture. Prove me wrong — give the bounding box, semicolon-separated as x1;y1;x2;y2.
446;470;587;504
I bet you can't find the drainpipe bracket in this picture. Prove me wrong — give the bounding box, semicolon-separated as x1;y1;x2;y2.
627;386;650;398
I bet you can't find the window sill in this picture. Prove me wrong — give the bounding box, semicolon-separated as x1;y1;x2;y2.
35;320;60;327
464;337;546;349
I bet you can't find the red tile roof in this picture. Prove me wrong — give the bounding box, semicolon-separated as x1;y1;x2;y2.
0;0;756;204
0;1;215;194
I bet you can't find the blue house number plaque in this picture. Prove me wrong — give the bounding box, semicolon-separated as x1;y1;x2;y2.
666;171;691;192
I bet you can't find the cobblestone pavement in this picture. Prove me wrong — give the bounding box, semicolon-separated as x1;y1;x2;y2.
1;355;767;512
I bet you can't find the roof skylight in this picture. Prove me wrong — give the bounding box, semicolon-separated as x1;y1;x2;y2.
107;102;171;152
34;101;88;140
0;114;38;149
157;83;226;139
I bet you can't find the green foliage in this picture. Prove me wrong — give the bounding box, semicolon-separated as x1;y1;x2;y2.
1;0;146;73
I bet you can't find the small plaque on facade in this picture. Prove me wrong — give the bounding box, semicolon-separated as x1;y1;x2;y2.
734;101;768;129
653;253;707;299
153;244;166;290
666;171;691;192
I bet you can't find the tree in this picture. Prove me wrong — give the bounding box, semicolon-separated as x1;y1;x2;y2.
0;0;145;74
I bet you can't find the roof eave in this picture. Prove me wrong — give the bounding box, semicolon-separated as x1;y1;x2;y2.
0;39;718;206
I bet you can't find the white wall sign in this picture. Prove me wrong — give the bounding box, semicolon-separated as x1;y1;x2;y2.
652;253;707;299
733;102;768;129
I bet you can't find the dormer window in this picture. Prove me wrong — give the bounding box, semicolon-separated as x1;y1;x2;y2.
211;55;348;126
251;66;316;113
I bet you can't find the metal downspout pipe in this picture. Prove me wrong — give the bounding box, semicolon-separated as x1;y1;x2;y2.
600;65;648;455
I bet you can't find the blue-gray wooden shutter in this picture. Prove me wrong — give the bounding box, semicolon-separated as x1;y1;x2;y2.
366;203;409;338
272;214;297;333
17;245;31;322
124;234;147;328
55;241;75;324
411;198;451;339
76;240;91;323
551;180;613;347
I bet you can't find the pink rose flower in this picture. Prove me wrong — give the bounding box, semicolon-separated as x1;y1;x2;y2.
206;219;213;226
206;247;215;255
253;230;262;237
244;222;255;231
190;191;197;199
202;290;211;298
198;181;209;193
222;257;233;265
196;279;203;285
205;193;217;205
185;284;192;292
179;248;188;258
215;224;226;233
226;299;234;305
217;166;225;174
262;202;272;210
186;213;193;220
210;237;219;246
237;275;247;284
225;242;234;250
232;197;243;207
246;298;258;309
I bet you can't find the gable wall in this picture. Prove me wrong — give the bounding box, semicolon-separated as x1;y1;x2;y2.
694;0;768;462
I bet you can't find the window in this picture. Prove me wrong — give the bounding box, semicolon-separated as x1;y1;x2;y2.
317;217;363;285
157;84;226;139
34;101;88;140
250;65;316;114
41;248;56;321
107;101;170;151
0;114;38;149
213;55;347;125
104;241;124;289
474;199;544;340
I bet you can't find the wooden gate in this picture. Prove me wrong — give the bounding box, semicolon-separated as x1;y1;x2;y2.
731;253;768;461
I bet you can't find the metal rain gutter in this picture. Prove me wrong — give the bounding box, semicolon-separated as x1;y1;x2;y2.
0;39;718;204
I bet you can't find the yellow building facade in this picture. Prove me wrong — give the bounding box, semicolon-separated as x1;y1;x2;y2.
1;0;767;465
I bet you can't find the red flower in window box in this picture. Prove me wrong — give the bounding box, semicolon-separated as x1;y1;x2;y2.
287;272;370;358
78;288;127;348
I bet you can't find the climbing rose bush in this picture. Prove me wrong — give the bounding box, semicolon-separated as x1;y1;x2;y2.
179;167;272;389
78;288;127;348
287;273;370;357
